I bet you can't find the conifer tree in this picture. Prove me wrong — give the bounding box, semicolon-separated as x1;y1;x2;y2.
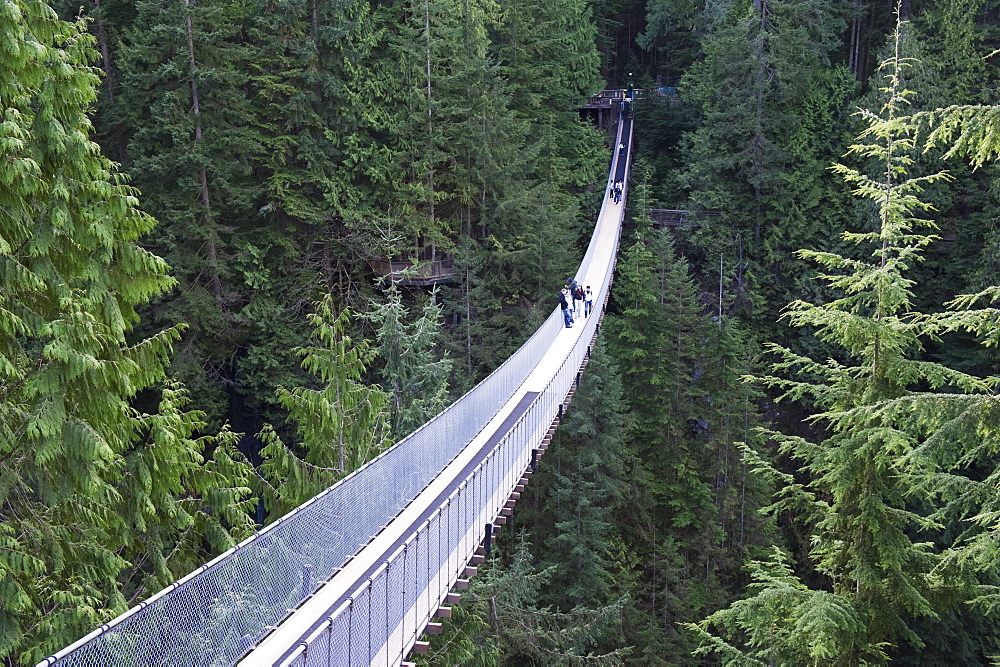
495;0;605;191
115;0;260;423
257;296;390;516
416;539;629;664
687;22;1000;662
536;341;629;610
606;170;767;657
680;0;855;320
0;3;256;660
246;0;392;282
368;283;451;439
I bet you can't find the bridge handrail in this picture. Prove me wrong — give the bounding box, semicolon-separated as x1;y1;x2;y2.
274;115;632;666
39;149;618;667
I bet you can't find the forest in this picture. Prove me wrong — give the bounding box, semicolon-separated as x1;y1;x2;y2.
4;0;1000;663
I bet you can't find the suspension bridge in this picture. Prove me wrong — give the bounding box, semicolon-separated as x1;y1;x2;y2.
40;110;633;667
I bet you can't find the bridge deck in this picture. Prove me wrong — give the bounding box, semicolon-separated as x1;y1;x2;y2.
41;107;634;667
248;115;633;666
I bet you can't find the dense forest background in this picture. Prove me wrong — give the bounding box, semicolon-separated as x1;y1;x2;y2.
5;0;1000;663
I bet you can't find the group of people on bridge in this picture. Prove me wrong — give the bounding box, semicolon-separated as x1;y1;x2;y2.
559;278;593;328
609;179;623;204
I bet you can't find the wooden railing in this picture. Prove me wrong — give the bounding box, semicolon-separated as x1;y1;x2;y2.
370;257;456;285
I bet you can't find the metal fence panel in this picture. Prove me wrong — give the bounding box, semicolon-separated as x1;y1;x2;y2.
43;116;631;667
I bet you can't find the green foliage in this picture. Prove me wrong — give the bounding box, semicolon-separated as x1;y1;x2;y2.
601;168;769;658
257;297;390;516
0;3;257;659
417;538;629;665
368;283;452;439
679;0;855;321
113;0;261;424
536;340;630;610
684;548;871;665
696;22;1000;662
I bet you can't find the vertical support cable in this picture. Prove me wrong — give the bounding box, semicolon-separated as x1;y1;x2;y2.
401;544;407;660
446;500;452;604
347;599;353;665
326;617;332;665
385;567;390;667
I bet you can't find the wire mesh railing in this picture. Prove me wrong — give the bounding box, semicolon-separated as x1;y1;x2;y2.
276;118;630;667
42;113;630;667
282;249;619;667
40;323;561;666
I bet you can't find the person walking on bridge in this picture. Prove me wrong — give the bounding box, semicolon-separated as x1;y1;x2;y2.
559;288;573;328
584;286;593;317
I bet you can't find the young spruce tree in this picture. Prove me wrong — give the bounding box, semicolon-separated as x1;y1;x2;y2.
686;21;1000;663
257;297;390;517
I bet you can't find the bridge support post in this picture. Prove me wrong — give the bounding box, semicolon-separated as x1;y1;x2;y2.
531;449;538;473
484;523;493;556
557;403;563;423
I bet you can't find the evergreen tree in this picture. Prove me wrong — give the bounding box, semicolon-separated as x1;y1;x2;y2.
416;538;629;665
536;341;630;611
368;283;452;439
495;0;604;190
0;3;255;660
257;296;390;516
115;0;260;425
679;0;854;321
606;170;767;658
687;24;1000;662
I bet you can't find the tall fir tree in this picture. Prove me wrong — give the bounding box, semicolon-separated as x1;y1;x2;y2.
257;297;390;516
687;22;1000;663
535;340;630;612
0;3;256;660
680;0;854;322
606;169;767;658
115;0;261;425
367;283;452;439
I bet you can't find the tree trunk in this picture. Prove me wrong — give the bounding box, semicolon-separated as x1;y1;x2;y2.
425;0;435;227
93;0;127;162
184;0;224;307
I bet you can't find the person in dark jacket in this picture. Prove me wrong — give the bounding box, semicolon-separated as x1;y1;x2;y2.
572;285;585;317
559;288;573;328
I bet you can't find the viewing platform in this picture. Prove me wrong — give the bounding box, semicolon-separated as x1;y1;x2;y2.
369;256;456;285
